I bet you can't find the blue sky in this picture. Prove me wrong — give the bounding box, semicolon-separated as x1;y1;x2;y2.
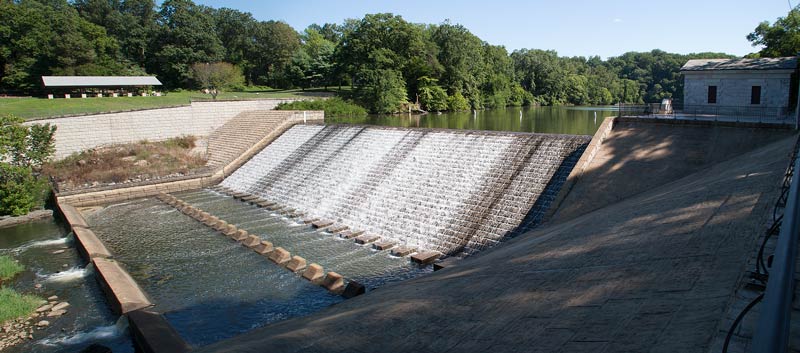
194;0;792;58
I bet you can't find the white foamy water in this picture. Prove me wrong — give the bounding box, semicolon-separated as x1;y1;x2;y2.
39;266;90;283
37;317;128;347
222;125;589;256
2;236;71;254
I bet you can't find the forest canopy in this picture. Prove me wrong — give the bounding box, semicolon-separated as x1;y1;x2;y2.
1;0;782;113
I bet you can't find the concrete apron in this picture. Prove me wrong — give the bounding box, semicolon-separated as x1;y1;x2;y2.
56;200;190;353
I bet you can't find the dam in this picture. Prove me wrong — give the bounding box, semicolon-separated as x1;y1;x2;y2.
12;106;798;352
222;125;590;257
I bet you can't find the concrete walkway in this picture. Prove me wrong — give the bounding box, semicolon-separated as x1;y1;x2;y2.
197;128;796;351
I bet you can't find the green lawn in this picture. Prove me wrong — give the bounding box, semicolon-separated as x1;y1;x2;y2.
0;256;24;281
1;87;341;120
0;288;42;324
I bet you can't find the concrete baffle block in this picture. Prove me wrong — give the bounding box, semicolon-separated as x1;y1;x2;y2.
242;234;260;247
64;94;71;99
311;220;334;229
268;247;291;265
253;241;274;255
322;272;345;293
433;257;459;271
373;240;395;251
391;246;416;257
342;281;366;299
411;251;441;265
339;230;364;239
223;225;239;237
285;256;307;272
257;200;276;208
302;263;324;283
213;220;228;231
231;229;248;241
47;94;54;99
355;234;380;245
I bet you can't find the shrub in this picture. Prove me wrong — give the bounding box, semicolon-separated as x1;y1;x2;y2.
0;162;48;216
419;85;449;112
276;97;367;118
448;92;471;112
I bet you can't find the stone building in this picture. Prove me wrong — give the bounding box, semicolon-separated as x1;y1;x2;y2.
680;57;797;118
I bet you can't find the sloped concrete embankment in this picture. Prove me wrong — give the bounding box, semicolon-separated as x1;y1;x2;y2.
195;120;796;353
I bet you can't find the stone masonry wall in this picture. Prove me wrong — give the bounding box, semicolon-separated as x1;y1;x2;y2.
25;99;300;159
683;71;792;117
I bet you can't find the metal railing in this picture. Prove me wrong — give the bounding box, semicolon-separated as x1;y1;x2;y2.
751;142;800;352
616;103;794;124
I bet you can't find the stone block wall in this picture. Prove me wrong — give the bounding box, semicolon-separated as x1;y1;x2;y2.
25;99;299;159
683;71;792;117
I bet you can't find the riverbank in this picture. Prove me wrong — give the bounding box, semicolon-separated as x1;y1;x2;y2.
0;210;54;229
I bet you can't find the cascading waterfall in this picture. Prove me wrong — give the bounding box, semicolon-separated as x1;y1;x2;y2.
222;125;589;257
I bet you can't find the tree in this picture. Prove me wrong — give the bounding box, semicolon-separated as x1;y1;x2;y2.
748;7;800;57
0;0;130;93
249;20;301;87
432;22;485;108
0;115;56;216
191;62;244;99
355;69;407;113
149;0;224;88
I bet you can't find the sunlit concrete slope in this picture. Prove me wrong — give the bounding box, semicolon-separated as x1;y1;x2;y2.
197;129;796;352
550;118;794;223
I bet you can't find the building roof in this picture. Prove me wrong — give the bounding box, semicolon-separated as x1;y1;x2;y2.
681;57;798;72
41;76;162;87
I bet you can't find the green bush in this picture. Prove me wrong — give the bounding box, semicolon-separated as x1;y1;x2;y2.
448;92;471;112
0;288;42;324
0;115;55;216
0;256;24;281
0;164;47;216
419;85;449;112
276;97;367;118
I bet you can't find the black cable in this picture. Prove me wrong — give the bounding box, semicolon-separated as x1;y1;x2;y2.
722;294;764;353
757;215;782;278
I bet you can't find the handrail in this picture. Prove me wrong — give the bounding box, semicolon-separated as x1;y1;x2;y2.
751;152;800;353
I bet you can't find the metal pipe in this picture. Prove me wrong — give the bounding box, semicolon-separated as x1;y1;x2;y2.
751;152;800;353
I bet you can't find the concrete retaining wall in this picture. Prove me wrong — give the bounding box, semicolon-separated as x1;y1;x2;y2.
57;112;323;207
26;99;297;159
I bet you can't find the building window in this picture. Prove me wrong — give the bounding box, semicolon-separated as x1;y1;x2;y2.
708;86;717;104
751;86;761;105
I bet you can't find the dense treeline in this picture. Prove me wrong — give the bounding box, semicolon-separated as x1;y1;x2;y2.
1;0;740;112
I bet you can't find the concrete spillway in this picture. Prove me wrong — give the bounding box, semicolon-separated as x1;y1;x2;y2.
222;125;589;257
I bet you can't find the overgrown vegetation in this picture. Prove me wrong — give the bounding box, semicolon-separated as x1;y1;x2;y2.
0;256;24;282
0;288;42;324
43;136;207;190
276;97;367;118
0;115;56;216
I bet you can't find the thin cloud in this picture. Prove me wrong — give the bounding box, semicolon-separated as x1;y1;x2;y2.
613;18;623;23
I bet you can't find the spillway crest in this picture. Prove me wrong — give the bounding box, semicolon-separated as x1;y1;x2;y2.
222;125;589;257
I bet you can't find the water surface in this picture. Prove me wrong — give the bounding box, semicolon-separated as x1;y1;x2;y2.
327;106;613;135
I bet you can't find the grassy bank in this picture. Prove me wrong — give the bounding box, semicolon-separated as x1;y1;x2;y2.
0;256;24;282
0;256;40;324
2;87;341;120
0;288;41;324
